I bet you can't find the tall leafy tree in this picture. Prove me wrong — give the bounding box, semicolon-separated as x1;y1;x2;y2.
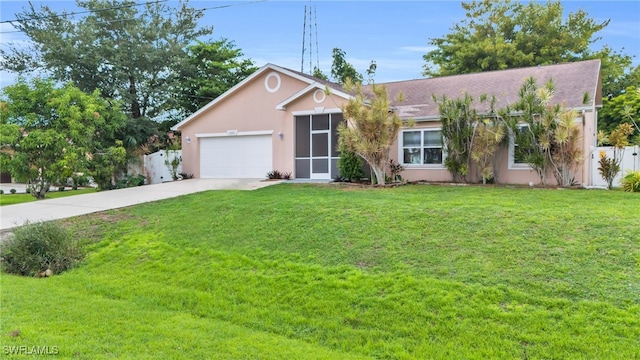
423;0;632;97
174;39;257;118
312;67;329;81
331;48;363;84
1;0;212;122
599;86;640;140
0;78;127;198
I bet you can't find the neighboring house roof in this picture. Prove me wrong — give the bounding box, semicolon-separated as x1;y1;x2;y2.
366;59;602;119
173;60;601;129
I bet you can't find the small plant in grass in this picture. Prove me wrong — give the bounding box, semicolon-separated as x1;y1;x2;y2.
266;170;283;179
621;170;640;192
333;174;346;182
0;221;84;277
387;159;405;183
10;189;16;194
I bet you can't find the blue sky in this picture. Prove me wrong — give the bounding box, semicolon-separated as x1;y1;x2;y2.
1;0;639;87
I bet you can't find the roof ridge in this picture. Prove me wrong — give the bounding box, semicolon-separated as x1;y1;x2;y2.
375;59;601;86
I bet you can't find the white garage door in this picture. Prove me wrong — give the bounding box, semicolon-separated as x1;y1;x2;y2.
200;135;272;178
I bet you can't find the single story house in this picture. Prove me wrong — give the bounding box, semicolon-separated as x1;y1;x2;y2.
172;59;602;185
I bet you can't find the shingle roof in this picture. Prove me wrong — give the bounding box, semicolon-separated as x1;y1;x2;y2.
325;60;602;119
284;67;348;93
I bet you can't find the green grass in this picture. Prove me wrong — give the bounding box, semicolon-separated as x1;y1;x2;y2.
2;184;639;359
0;188;97;206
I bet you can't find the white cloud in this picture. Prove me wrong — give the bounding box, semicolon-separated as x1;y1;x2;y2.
398;46;437;53
601;21;640;40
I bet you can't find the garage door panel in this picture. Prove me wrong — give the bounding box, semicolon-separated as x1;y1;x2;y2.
200;135;272;178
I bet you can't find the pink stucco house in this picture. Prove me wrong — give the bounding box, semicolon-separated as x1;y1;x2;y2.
172;60;602;185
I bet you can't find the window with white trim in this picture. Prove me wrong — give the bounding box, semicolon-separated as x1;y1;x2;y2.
510;124;532;168
401;129;443;165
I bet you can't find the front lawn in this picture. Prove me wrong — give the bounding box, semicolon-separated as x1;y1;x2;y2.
0;188;97;206
1;184;639;359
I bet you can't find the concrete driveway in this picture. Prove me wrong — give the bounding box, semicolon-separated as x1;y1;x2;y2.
1;179;281;231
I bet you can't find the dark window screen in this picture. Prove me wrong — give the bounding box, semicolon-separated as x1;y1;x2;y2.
295;116;310;157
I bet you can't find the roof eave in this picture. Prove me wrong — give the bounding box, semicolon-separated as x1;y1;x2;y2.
172;63;318;130
276;83;354;110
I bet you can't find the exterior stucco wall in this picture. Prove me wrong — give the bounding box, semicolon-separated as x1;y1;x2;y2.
394;110;597;185
390;122;452;182
178;70;310;178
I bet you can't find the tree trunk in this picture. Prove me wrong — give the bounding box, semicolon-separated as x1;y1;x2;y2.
34;179;47;200
371;164;386;185
129;76;141;118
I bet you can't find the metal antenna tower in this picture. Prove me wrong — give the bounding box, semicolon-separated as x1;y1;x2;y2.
301;2;319;75
301;4;307;73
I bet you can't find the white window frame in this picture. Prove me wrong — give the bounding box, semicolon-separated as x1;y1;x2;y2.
508;124;533;170
399;128;446;168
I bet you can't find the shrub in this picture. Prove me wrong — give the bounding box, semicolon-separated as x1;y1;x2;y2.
129;174;146;187
0;189;3;195
58;186;65;192
116;174;146;189
9;189;16;194
72;175;89;187
282;171;292;180
1;221;84;277
72;185;78;190
179;172;194;180
338;150;364;182
387;159;405;183
266;170;283;179
621;170;640;192
597;151;620;189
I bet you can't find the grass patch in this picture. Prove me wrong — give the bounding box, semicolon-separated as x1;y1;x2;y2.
0;188;96;206
2;184;639;358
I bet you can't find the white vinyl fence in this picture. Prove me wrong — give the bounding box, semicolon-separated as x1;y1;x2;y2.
144;150;182;185
590;146;639;188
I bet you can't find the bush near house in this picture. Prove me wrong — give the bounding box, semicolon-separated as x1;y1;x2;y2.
337;149;364;182
622;170;640;192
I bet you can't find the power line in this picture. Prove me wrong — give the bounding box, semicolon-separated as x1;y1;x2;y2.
0;17;140;35
0;0;169;24
0;1;268;35
197;0;267;12
1;0;267;24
